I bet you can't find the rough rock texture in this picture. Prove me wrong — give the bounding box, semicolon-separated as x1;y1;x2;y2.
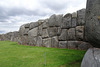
81;48;100;67
0;9;92;50
85;0;100;47
59;41;67;48
76;26;84;40
59;29;68;41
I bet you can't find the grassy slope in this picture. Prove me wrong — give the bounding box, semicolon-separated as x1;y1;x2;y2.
0;41;86;67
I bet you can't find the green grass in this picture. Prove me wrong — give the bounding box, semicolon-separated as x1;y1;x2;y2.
0;41;86;67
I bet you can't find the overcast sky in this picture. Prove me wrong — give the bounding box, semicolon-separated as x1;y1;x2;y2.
0;0;86;34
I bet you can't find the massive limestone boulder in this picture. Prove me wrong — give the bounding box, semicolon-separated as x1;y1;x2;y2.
85;0;100;47
81;48;100;67
61;14;72;29
77;9;85;25
48;14;63;27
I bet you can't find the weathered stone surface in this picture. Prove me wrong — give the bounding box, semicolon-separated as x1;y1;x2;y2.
61;14;72;29
76;26;84;40
57;27;61;36
72;12;77;18
51;36;59;48
78;42;92;50
42;38;52;47
77;9;85;25
29;22;39;29
72;17;77;28
59;29;68;41
85;0;100;47
68;41;82;49
68;28;76;40
59;41;67;48
48;14;63;27
28;36;37;46
42;19;48;29
42;29;49;38
19;24;25;36
81;48;100;67
25;23;30;28
18;36;29;45
38;24;42;36
48;27;57;37
38;20;44;25
28;27;38;37
37;36;42;46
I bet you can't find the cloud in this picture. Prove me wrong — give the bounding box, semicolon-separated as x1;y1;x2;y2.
0;0;87;34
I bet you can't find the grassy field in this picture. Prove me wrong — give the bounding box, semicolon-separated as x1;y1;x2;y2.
0;41;86;67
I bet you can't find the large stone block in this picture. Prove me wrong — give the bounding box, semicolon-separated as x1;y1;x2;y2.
57;27;61;36
48;27;57;37
72;17;77;28
28;36;37;46
77;9;85;25
38;24;42;36
42;29;49;38
28;27;38;37
81;48;100;67
25;23;30;28
59;41;67;48
59;29;68;41
48;14;63;27
68;41;82;49
68;28;76;40
78;42;92;50
51;36;59;48
19;24;25;36
72;12;77;18
76;26;84;40
85;0;100;47
42;38;52;47
29;22;39;29
37;36;42;46
42;19;49;29
61;14;72;29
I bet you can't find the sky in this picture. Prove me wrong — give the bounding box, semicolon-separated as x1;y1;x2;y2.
0;0;87;34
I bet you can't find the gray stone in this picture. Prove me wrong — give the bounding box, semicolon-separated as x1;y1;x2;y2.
38;20;44;25
28;27;38;37
59;29;68;41
59;41;67;48
25;23;30;28
48;14;63;27
42;29;49;38
28;36;37;46
77;9;85;25
61;14;72;29
72;12;77;18
68;41;82;49
81;48;100;67
85;0;100;47
48;27;57;37
51;36;59;48
38;24;42;36
57;27;61;36
29;22;39;29
76;26;84;40
68;28;76;40
42;38;52;47
19;24;25;36
37;36;42;46
42;19;49;29
78;42;92;50
72;17;77;28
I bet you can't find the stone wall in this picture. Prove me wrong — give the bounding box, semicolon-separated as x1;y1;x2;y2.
0;9;92;50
